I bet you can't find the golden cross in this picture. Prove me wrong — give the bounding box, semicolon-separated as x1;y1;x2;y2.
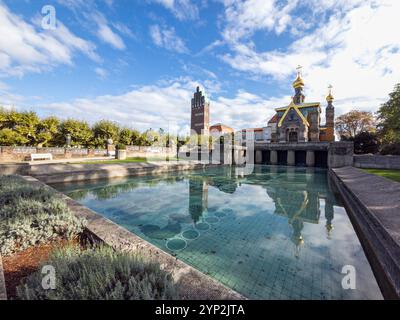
296;65;302;76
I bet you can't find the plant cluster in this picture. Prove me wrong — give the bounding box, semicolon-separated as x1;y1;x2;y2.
0;175;86;256
16;246;179;300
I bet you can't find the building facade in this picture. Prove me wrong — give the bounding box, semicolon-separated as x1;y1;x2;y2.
265;68;335;143
191;86;210;136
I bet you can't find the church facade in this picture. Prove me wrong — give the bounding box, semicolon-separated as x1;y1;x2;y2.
266;68;335;143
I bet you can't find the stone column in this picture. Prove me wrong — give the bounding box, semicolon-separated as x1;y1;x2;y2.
270;150;278;165
255;150;262;164
287;150;295;166
306;150;315;167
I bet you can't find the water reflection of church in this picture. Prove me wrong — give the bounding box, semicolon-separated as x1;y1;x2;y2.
188;167;335;255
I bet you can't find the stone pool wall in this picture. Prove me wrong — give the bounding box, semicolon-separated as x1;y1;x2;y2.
20;176;244;300
354;154;400;170
330;167;400;300
0;255;6;300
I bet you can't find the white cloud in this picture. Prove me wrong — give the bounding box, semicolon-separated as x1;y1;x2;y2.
150;24;188;54
152;0;199;21
92;13;126;50
0;3;99;77
219;0;400;115
95;67;108;79
7;78;283;133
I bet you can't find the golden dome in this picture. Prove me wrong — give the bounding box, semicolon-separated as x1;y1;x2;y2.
292;75;305;89
292;65;305;89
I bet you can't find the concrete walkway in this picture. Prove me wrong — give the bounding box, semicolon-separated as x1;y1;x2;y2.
332;167;400;299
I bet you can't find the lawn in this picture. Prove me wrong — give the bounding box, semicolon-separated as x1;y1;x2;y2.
79;156;178;164
363;169;400;183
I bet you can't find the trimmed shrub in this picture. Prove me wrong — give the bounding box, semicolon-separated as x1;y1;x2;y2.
116;143;126;150
380;143;400;155
0;175;86;256
16;246;179;300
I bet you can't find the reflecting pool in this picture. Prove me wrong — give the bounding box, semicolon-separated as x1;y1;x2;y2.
53;165;383;299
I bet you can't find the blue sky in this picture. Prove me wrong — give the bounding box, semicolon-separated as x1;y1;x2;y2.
1;0;399;134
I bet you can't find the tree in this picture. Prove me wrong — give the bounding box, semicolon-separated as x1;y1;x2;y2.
119;128;133;145
377;83;400;144
335;110;376;140
353;131;380;154
92;120;121;148
35;116;60;147
0;109;40;146
59;119;93;147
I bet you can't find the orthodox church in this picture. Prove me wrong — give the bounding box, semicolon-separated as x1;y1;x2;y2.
266;67;335;143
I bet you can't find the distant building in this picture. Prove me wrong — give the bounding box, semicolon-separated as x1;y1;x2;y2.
191;86;210;136
210;123;234;136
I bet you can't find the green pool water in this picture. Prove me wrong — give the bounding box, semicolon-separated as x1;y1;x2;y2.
53;165;383;300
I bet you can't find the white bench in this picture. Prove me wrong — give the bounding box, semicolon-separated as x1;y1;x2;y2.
30;153;53;161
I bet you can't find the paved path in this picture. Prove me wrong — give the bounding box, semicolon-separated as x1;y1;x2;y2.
332;166;400;299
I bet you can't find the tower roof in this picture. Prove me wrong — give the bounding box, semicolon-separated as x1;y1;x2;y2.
326;85;334;102
292;65;305;89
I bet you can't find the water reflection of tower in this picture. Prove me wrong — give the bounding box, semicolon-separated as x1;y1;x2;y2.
325;195;335;239
189;178;208;223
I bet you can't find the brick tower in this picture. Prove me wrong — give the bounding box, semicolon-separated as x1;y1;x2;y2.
191;86;210;136
325;85;335;141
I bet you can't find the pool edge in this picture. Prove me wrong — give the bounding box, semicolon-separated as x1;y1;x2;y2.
330;167;400;300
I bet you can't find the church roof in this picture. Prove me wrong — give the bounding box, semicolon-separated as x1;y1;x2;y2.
277;101;310;128
268;114;278;124
275;102;320;112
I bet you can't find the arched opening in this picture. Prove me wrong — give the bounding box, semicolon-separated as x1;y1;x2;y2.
289;131;298;143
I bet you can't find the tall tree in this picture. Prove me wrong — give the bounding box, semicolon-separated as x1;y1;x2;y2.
335;110;376;139
119;128;133;145
35;116;60;147
59;119;93;147
377;83;400;144
92;120;121;148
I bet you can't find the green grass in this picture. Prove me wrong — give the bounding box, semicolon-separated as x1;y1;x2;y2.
363;169;400;182
79;156;178;164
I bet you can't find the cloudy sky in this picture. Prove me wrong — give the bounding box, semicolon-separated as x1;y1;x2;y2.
0;0;399;134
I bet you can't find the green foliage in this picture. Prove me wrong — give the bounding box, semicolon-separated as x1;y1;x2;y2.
378;83;400;144
116;143;126;150
353;131;380;154
0;109;40;145
35;116;60;147
59;119;93;147
16;246;180;300
92;120;121;148
119;128;133;145
0;108;188;148
0;175;86;256
380;143;400;155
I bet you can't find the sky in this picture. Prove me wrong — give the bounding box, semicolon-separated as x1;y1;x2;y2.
0;0;399;135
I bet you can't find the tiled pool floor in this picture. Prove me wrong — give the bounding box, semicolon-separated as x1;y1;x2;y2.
53;165;383;299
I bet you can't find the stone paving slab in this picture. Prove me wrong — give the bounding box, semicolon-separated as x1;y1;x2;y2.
0;255;6;300
21;175;244;300
331;166;400;299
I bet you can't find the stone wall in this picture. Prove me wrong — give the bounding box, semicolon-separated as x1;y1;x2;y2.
354;154;400;170
0;146;175;162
